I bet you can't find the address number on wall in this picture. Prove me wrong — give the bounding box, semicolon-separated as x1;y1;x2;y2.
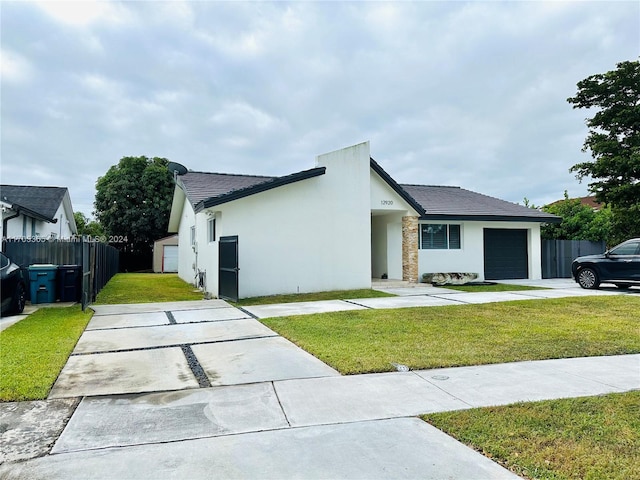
381;200;394;206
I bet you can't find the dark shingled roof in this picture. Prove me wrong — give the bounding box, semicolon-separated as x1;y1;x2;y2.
401;184;560;223
195;167;326;212
179;172;276;207
0;185;68;221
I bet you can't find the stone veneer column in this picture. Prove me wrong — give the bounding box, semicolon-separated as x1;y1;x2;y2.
402;216;419;283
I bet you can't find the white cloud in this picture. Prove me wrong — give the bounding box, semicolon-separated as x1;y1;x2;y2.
1;1;637;211
0;49;34;83
34;0;129;26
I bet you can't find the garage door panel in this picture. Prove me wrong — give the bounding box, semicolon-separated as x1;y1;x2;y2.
163;245;179;273
484;229;528;280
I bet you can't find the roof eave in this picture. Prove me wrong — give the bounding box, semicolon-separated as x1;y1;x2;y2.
168;184;187;232
195;167;326;213
369;158;425;216
7;202;54;223
420;214;562;223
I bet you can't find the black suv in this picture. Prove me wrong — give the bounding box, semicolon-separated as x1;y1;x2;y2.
571;238;640;289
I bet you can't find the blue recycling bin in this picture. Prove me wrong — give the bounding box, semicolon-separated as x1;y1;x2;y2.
29;264;58;304
57;265;82;302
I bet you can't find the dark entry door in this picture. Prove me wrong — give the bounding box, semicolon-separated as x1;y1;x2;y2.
219;236;239;301
484;229;528;280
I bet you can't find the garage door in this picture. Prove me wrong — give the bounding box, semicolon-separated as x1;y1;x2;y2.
484;229;528;280
162;245;179;273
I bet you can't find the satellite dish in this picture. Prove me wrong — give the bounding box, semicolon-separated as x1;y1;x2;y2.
167;162;188;176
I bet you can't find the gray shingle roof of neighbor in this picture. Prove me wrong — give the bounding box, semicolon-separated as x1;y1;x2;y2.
0;185;68;221
178;171;276;207
401;184;561;223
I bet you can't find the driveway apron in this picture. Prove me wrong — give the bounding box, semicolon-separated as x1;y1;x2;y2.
49;300;339;399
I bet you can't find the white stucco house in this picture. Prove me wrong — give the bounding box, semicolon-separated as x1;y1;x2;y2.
1;185;77;243
168;142;559;300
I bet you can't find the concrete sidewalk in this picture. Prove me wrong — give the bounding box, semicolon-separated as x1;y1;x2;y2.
2;354;638;478
244;279;635;318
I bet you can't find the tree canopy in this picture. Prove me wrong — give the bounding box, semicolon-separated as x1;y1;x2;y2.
73;212;105;238
567;59;640;209
540;193;611;242
94;156;175;269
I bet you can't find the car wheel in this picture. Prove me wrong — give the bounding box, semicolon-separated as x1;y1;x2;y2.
10;283;26;314
577;268;600;289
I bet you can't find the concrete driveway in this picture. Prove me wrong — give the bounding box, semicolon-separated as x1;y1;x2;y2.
2;294;638;479
49;300;339;398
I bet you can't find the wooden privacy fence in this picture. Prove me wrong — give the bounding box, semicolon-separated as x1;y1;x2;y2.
2;238;119;310
541;239;606;279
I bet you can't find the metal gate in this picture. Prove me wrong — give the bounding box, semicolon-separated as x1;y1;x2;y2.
219;236;239;302
541;239;605;278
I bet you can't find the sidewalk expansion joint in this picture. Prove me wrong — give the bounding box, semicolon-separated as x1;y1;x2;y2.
181;345;212;388
237;307;259;319
271;382;292;427
410;371;474;408
165;311;177;324
343;300;373;309
70;335;281;356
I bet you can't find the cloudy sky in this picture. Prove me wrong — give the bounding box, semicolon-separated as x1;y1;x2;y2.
2;1;638;217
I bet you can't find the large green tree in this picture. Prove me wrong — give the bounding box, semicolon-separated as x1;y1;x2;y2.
73;212;105;238
94;156;174;269
567;60;640;239
540;193;612;242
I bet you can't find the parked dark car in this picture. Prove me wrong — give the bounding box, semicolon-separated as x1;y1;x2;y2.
1;252;27;316
571;238;640;289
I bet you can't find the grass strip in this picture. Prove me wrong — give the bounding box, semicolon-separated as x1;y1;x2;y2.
262;296;640;374
95;273;203;304
0;306;92;401
423;391;640;480
232;288;395;306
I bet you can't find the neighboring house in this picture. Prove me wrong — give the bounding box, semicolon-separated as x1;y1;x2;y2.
548;195;602;211
1;185;77;242
153;234;179;273
168;142;559;300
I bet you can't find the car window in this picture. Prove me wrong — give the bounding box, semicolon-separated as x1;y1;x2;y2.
609;242;640;256
0;253;9;269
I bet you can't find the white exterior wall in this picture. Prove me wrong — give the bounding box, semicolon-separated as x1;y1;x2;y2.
370;171;416;280
418;221;543;281
177;199;197;286
2;212;26;238
1;192;75;240
1;208;73;239
199;142;373;299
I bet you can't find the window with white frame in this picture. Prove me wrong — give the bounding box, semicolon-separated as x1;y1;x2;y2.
419;224;461;249
190;226;196;246
208;218;216;243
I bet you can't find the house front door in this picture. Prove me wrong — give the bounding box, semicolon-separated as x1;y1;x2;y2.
219;235;239;301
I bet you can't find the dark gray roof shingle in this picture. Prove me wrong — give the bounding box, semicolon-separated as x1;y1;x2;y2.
0;185;68;221
401;184;559;222
179;172;276;207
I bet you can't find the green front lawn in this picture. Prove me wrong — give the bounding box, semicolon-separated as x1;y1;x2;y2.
0;306;92;401
262;296;640;374
423;391;640;480
95;273;203;304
